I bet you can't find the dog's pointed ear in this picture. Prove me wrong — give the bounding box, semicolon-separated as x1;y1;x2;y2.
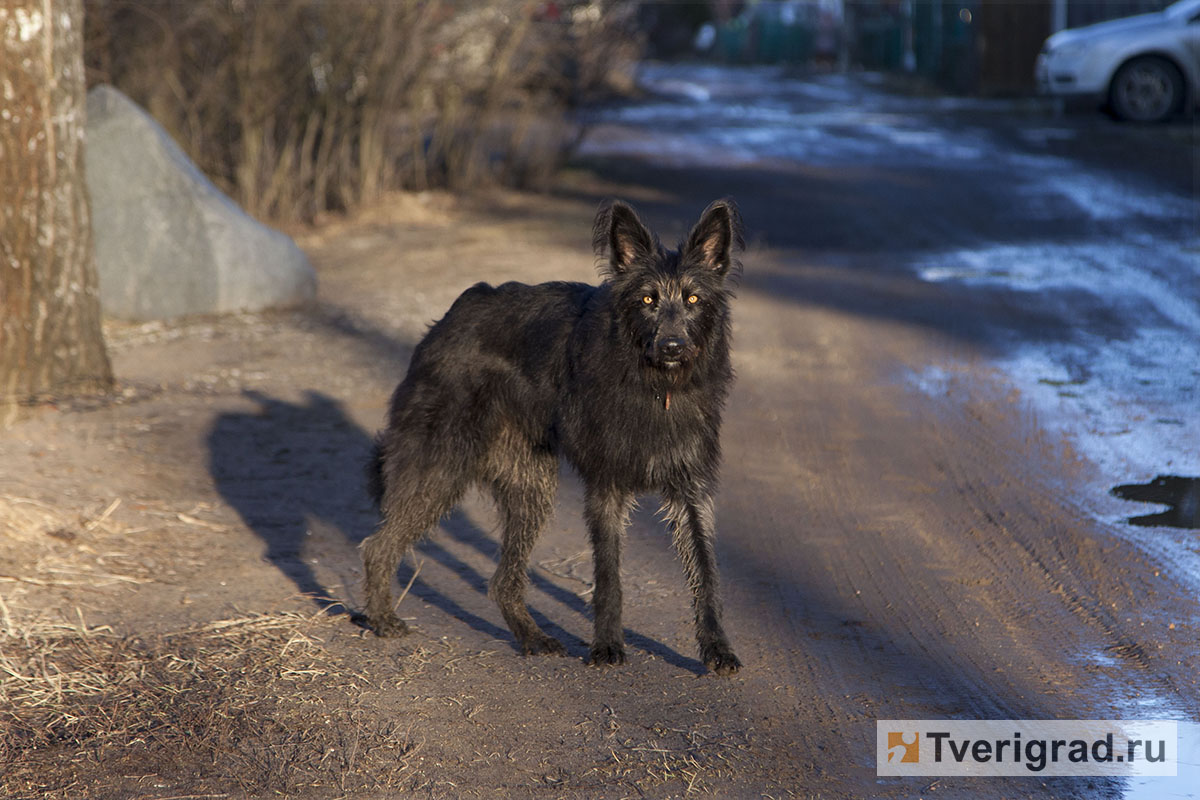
683;198;743;277
594;200;655;276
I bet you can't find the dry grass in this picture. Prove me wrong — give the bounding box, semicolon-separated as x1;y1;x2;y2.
0;610;421;799
0;484;426;798
578;721;752;795
0;495;155;599
0;488;419;796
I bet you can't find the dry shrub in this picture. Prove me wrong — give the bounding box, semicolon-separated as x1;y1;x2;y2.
83;0;640;224
0;612;421;798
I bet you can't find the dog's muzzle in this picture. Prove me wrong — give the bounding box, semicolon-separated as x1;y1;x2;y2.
653;337;693;368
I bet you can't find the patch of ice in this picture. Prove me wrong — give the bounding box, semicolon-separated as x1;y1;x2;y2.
917;240;1200;332
575;124;761;168
914;229;1200;593
1038;173;1197;222
998;338;1200;475
867;125;987;160
646;79;712;103
1124;721;1200;800
999;148;1196;222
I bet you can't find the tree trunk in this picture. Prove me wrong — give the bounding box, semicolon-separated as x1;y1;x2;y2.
0;0;112;425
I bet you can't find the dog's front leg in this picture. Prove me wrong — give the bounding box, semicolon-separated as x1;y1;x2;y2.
664;492;741;675
585;486;633;666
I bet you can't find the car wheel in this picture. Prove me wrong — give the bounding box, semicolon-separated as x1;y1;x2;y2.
1109;56;1184;123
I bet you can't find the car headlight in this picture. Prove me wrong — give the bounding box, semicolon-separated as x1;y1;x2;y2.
1049;41;1086;60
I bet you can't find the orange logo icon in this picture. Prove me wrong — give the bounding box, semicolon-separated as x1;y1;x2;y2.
887;731;919;763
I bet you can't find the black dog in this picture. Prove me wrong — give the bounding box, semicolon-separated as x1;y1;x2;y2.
362;199;743;674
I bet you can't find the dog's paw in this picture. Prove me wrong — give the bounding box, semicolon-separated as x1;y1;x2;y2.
522;634;567;656
587;642;627;667
702;644;741;676
370;614;410;639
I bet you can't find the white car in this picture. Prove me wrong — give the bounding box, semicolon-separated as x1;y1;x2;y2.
1036;0;1200;121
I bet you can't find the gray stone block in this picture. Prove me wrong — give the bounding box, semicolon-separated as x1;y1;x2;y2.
85;85;316;320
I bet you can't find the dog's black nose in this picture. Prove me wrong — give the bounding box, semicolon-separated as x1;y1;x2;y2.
659;338;685;358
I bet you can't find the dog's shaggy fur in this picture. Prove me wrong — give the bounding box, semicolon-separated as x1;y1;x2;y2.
362;199;743;674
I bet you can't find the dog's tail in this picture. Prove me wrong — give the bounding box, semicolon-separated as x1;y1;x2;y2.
366;435;386;510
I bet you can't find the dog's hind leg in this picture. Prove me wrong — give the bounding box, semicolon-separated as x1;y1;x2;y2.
362;469;465;638
663;492;741;675
488;449;564;655
585;486;635;666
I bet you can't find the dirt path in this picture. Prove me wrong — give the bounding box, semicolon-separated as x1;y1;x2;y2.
2;159;1196;797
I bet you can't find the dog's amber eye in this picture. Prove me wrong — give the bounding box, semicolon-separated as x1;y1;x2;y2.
687;294;699;304
642;295;654;305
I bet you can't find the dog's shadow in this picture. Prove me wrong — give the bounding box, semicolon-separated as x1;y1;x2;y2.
435;507;706;673
206;390;702;672
207;390;376;611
